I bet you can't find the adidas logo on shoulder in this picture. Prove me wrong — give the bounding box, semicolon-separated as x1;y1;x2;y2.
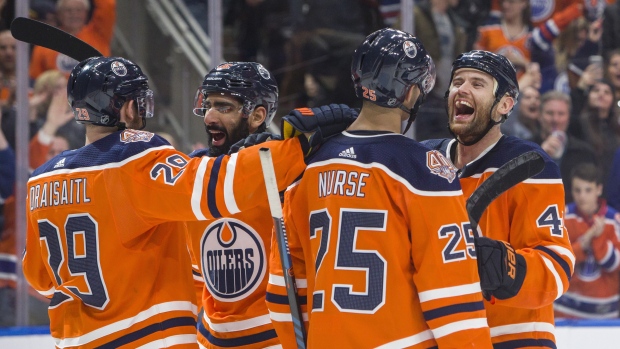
338;147;357;159
54;158;66;169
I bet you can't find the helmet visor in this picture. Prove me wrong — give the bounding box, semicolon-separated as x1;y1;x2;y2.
137;89;154;118
193;87;207;117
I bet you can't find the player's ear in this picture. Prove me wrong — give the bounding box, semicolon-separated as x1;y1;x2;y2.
248;106;267;132
121;100;137;124
497;94;515;116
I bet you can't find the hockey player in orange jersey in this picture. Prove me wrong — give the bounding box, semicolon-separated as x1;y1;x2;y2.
423;50;575;348
554;164;620;319
266;28;493;348
184;62;358;348
22;56;350;349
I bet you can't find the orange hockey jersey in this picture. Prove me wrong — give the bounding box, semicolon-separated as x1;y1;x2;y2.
185;148;282;348
554;201;620;319
267;131;492;349
423;136;575;348
23;130;306;348
475;23;531;69
29;0;116;80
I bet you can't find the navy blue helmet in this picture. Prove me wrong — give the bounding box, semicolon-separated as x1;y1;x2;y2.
448;50;519;102
351;28;436;109
67;56;154;127
193;62;279;127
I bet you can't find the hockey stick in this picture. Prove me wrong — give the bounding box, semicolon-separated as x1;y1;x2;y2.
466;150;546;234
259;148;307;349
10;17;103;61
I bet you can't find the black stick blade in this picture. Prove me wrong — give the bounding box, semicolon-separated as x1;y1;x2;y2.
10;17;103;62
466;151;546;230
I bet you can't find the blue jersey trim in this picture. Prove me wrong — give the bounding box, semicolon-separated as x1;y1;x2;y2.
96;316;197;349
493;338;556;349
207;156;223;218
422;301;485;321
198;321;277;347
266;292;308;305
534;246;572;282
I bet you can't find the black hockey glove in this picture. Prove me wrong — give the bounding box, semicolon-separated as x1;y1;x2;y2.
281;104;358;157
474;237;526;301
228;132;282;155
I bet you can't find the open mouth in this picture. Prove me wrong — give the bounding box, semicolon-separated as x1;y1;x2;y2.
455;100;475;119
209;130;226;146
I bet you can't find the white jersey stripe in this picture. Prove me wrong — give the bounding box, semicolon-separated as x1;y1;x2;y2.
418;282;481;303
373;329;434;349
268;310;308;322
268;274;307;288
541;255;563;300
544;245;576;270
191;157;211;220
54;301;197;348
203;312;272;332
224;153;240;214
135;334;198;349
490;321;555;338
432;318;488;339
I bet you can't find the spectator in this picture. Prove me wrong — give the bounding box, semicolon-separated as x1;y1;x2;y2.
29;0;116;80
0;30;15;107
30;1;57;27
475;0;532;74
534;90;597;202
554;163;620;319
604;49;620;102
501;84;540;140
569;79;620;183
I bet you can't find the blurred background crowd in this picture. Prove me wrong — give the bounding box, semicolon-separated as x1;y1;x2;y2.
1;0;620;327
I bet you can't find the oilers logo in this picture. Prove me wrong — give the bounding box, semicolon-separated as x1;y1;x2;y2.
403;40;417;58
426;150;457;183
200;218;266;302
530;0;554;24
111;61;128;76
257;63;270;79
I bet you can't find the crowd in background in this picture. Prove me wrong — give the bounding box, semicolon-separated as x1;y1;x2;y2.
1;0;620;327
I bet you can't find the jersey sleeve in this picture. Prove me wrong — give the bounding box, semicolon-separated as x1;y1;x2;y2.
265;183;309;349
496;180;575;309
185;228;204;310
590;218;620;273
85;0;116;54
104;137;306;241
409;191;493;348
23;196;55;299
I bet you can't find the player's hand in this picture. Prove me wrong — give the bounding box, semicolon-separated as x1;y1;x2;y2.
281;104;358;157
228;132;282;155
474;237;527;301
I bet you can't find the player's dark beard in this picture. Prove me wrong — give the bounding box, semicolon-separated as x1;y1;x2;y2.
205;121;251;157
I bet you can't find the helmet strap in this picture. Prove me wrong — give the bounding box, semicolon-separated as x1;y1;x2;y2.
115;121;127;131
401;88;426;135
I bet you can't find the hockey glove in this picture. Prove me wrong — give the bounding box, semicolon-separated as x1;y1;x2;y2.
474;237;526;301
281;104;358;157
228;132;282;155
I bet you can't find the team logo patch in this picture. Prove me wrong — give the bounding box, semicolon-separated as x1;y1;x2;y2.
426;150;457;183
403;40;417;58
120;129;154;143
257;63;270;79
530;0;554;23
111;61;127;76
200;218;266;302
216;63;234;70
